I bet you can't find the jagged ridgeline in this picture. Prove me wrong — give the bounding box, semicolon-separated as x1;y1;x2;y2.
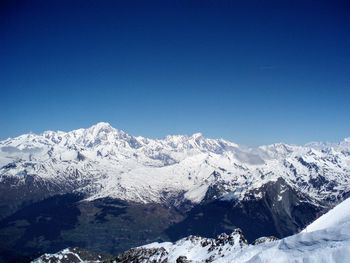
0;122;350;262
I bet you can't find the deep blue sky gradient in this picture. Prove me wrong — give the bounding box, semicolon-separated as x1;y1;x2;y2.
1;0;350;145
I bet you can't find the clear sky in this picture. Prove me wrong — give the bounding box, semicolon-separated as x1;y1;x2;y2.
1;0;350;145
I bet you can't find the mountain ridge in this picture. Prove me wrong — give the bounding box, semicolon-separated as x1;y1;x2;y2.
1;122;349;206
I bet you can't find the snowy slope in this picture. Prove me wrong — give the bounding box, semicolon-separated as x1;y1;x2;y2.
232;196;350;263
302;196;350;233
1;122;350;206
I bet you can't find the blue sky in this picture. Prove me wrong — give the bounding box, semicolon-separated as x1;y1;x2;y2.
1;0;350;145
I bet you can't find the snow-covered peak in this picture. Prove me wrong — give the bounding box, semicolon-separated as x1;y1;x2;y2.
90;121;113;129
305;137;350;153
71;122;140;148
191;132;203;139
85;121;117;136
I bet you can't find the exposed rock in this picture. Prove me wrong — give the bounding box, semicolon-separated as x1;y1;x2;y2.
252;236;278;245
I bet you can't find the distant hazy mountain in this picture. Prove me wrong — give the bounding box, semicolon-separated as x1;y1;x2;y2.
1;122;350;262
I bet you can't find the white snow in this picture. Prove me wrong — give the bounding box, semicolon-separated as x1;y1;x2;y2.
302;197;350;233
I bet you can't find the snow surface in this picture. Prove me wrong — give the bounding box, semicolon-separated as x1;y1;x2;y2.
302;196;350;233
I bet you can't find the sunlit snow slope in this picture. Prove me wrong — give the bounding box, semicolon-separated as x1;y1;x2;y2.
231;197;350;263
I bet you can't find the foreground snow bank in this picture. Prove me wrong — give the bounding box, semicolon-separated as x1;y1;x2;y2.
303;196;350;233
233;225;350;263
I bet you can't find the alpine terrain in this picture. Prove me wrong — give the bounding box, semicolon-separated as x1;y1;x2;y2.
0;122;350;262
33;192;350;263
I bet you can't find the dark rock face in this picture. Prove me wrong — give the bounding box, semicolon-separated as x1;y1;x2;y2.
114;247;169;263
176;256;189;263
0;175;70;220
0;170;88;222
252;236;278;245
166;178;324;242
0;194;83;263
214;229;248;247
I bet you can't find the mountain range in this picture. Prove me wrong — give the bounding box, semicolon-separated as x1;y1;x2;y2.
0;122;349;262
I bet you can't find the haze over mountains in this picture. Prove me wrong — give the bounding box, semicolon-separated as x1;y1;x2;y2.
0;122;350;262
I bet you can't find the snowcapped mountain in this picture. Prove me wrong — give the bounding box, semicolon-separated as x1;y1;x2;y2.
1;122;349;206
1;122;350;262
